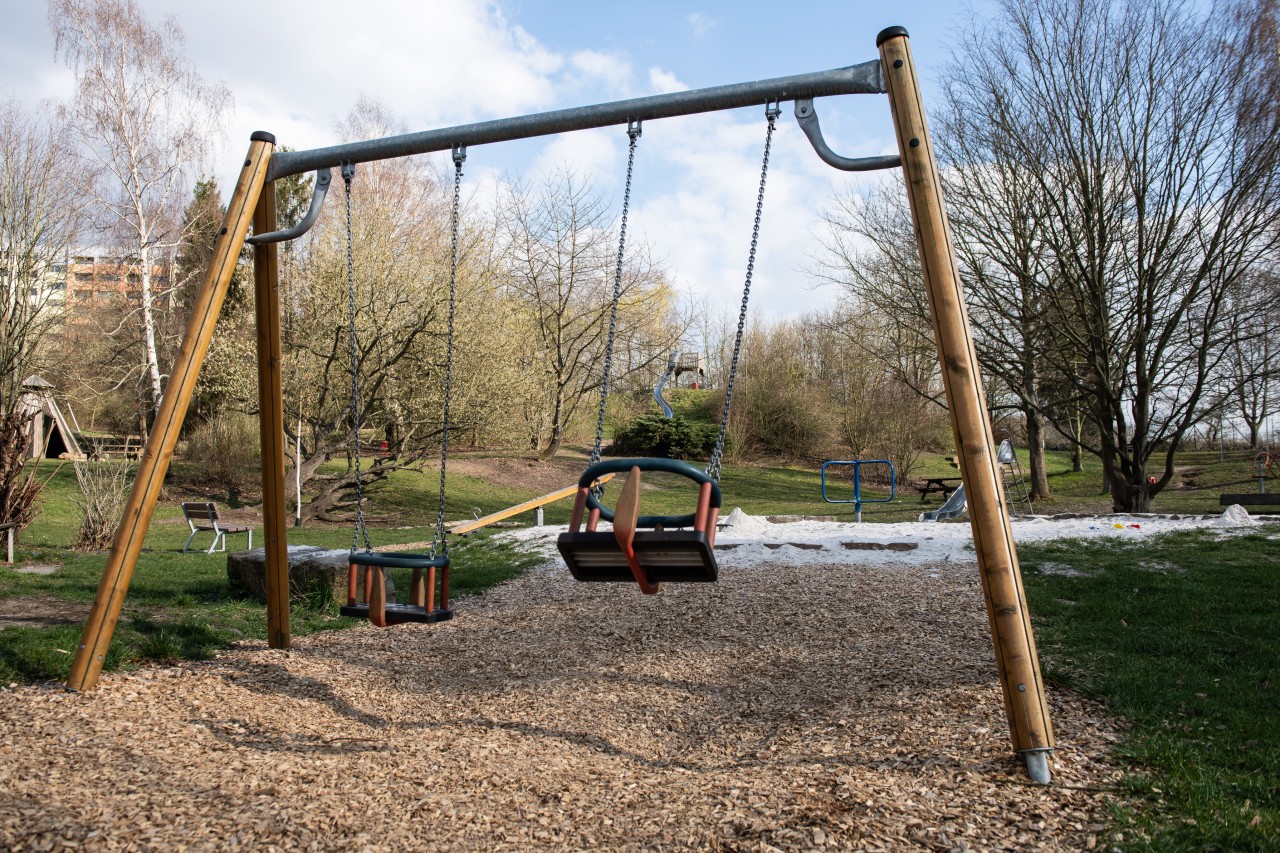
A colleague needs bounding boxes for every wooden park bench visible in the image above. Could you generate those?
[181,502,253,553]
[1219,493,1280,513]
[918,477,963,502]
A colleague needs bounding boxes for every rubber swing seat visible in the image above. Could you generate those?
[338,601,454,624]
[558,458,722,592]
[558,529,717,583]
[341,550,453,625]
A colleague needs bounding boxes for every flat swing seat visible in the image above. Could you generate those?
[559,457,722,594]
[558,529,717,583]
[340,550,453,627]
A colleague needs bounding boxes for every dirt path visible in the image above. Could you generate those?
[0,557,1122,851]
[0,594,90,630]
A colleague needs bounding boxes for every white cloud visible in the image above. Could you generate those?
[567,50,633,97]
[104,1,572,188]
[687,12,718,36]
[4,0,910,321]
[629,110,896,319]
[531,129,621,185]
[647,67,687,95]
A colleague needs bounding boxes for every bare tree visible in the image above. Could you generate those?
[816,186,941,410]
[279,99,525,521]
[0,99,83,528]
[1222,269,1280,448]
[932,91,1061,499]
[997,0,1278,510]
[0,99,80,413]
[50,0,231,422]
[499,168,677,460]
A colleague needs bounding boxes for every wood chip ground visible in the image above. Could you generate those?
[0,557,1125,851]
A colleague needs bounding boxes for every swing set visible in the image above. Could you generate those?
[66,28,1056,783]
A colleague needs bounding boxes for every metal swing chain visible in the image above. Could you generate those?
[706,102,779,484]
[589,120,643,487]
[433,146,465,558]
[343,162,372,553]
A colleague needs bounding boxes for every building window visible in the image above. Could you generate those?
[126,273,141,284]
[74,272,91,282]
[98,273,120,282]
[73,256,94,264]
[50,283,66,292]
[51,264,66,274]
[96,290,111,298]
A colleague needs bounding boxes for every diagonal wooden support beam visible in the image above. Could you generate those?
[877,28,1054,783]
[67,133,276,692]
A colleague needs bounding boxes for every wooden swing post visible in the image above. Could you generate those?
[252,175,291,650]
[68,133,276,692]
[876,28,1055,781]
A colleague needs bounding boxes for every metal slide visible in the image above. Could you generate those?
[919,482,966,522]
[653,352,677,418]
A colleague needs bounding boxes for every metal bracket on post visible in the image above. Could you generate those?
[794,99,901,172]
[246,168,333,245]
[1022,748,1052,784]
[452,144,466,166]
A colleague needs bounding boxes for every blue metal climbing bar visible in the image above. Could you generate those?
[820,459,895,522]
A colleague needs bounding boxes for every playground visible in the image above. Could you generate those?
[2,535,1126,851]
[1,15,1276,849]
[0,451,1276,848]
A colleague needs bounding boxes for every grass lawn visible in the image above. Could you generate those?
[0,460,546,685]
[1020,530,1280,851]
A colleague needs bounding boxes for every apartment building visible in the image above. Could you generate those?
[29,248,171,318]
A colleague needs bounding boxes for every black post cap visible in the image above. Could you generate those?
[876,26,909,47]
[250,130,277,144]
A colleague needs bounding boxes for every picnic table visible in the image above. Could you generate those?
[918,477,962,502]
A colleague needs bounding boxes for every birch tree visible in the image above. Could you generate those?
[50,0,230,422]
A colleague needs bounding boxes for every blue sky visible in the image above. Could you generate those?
[1,0,995,318]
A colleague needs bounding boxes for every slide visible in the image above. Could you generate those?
[920,482,966,522]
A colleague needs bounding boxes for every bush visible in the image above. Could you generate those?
[180,411,261,500]
[611,414,722,460]
[73,452,131,550]
[0,410,56,531]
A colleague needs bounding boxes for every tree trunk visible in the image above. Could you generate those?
[539,388,567,461]
[1025,406,1050,499]
[1246,420,1261,450]
[1114,477,1151,513]
[1071,412,1085,472]
[139,244,165,420]
[539,432,563,461]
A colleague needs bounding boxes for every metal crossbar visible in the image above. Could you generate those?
[267,62,887,181]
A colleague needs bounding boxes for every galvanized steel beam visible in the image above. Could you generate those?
[267,60,887,181]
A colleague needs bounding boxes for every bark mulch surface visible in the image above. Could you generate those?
[0,558,1124,851]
